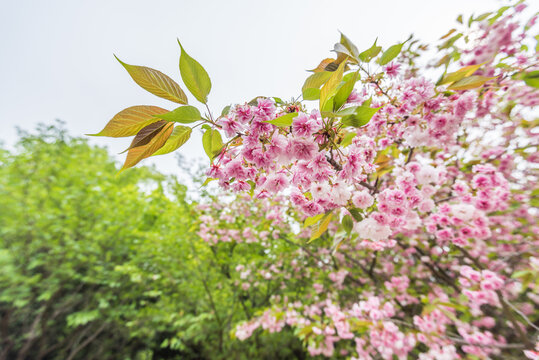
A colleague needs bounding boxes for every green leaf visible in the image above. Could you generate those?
[88,106,169,137]
[202,128,223,161]
[309,213,333,242]
[447,75,496,90]
[342,215,354,234]
[358,39,382,62]
[332,106,359,117]
[488,6,509,25]
[320,97,334,113]
[247,96,265,106]
[304,213,324,227]
[334,71,359,110]
[437,302,467,312]
[320,60,346,111]
[178,40,212,104]
[438,62,485,86]
[302,88,320,101]
[340,132,356,147]
[114,56,188,104]
[379,43,403,65]
[334,43,354,59]
[302,72,332,100]
[66,310,99,328]
[439,33,463,50]
[152,126,192,156]
[264,112,298,127]
[154,105,201,124]
[341,105,381,127]
[474,12,492,23]
[221,105,231,117]
[522,71,539,89]
[348,208,363,222]
[339,32,359,58]
[201,177,218,187]
[511,270,532,278]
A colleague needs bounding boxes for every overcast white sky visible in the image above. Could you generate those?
[1,0,500,175]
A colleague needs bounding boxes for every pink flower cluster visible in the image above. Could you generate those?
[199,3,539,359]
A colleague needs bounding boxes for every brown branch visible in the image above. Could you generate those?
[65,323,107,360]
[405,147,415,165]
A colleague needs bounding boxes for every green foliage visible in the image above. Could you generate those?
[0,123,304,360]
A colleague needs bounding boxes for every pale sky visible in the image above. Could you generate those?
[1,0,499,176]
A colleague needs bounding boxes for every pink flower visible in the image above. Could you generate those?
[264,172,289,193]
[287,138,317,160]
[352,190,374,209]
[384,62,401,78]
[292,113,317,137]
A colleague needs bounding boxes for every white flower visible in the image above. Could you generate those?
[416,165,439,185]
[310,182,331,202]
[354,218,392,241]
[451,203,476,221]
[331,182,351,206]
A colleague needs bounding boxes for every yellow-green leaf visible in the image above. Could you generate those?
[440,29,457,40]
[154,105,201,124]
[334,71,359,110]
[302,72,332,100]
[201,178,218,187]
[522,71,539,89]
[202,128,223,161]
[309,213,333,242]
[120,122,174,171]
[320,60,346,111]
[340,32,359,58]
[341,105,381,128]
[358,39,382,62]
[115,56,187,104]
[264,112,298,127]
[88,106,168,137]
[340,132,356,147]
[152,125,192,156]
[379,43,403,66]
[438,62,485,86]
[447,75,496,91]
[304,213,324,227]
[342,215,354,234]
[178,40,212,104]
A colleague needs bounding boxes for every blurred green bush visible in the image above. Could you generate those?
[0,123,304,360]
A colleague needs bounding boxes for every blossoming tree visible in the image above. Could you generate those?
[91,2,539,359]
